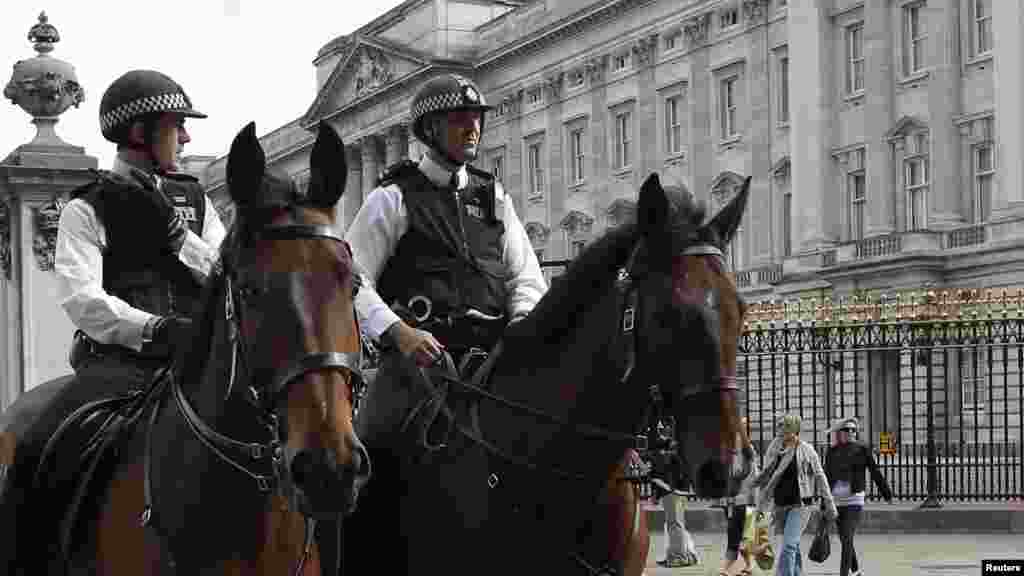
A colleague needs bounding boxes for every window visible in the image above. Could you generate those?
[528,88,542,105]
[973,141,994,223]
[972,0,992,56]
[613,53,629,71]
[571,240,586,258]
[903,3,927,75]
[534,249,545,264]
[721,7,739,28]
[777,0,787,7]
[491,154,503,182]
[904,133,929,230]
[720,76,738,138]
[783,189,793,257]
[665,96,682,154]
[614,110,632,169]
[847,149,866,242]
[846,23,865,94]
[569,128,585,183]
[778,57,789,123]
[664,30,681,51]
[528,141,544,197]
[960,347,988,411]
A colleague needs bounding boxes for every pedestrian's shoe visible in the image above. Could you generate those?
[656,551,699,568]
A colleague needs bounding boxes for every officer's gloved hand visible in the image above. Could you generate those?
[145,315,193,358]
[119,180,187,255]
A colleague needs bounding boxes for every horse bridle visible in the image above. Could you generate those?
[411,239,740,576]
[163,223,364,576]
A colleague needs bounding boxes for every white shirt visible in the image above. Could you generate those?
[345,153,548,341]
[54,155,227,352]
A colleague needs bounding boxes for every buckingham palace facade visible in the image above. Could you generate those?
[200,0,1024,301]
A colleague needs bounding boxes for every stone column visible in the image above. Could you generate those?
[385,123,407,167]
[587,56,610,258]
[745,0,773,266]
[632,34,659,180]
[927,1,963,229]
[788,0,834,251]
[991,0,1024,218]
[504,90,525,226]
[544,73,565,235]
[864,0,896,236]
[361,135,380,202]
[684,14,713,206]
[342,147,362,232]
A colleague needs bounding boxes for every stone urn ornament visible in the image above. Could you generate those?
[4,11,85,146]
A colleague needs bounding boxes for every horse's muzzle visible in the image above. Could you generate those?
[291,438,372,518]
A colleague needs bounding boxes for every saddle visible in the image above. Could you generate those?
[32,365,171,568]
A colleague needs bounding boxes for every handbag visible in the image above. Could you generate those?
[808,517,831,563]
[752,510,775,571]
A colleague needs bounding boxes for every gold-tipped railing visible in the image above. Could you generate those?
[743,288,1024,330]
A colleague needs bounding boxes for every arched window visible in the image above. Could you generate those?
[710,171,747,271]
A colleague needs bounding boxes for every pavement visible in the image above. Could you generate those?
[644,500,1024,534]
[642,531,1024,576]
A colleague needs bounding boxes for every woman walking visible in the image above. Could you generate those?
[754,414,837,576]
[824,417,894,576]
[717,417,759,576]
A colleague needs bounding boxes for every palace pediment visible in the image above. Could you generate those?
[302,35,432,127]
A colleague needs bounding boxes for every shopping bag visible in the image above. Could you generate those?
[808,518,831,563]
[752,510,775,571]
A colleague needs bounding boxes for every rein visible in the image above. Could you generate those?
[409,239,737,576]
[141,223,363,576]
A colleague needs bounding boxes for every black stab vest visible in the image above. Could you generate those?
[376,160,508,321]
[72,169,206,318]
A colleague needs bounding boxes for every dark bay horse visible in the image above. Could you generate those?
[0,121,369,575]
[346,172,750,575]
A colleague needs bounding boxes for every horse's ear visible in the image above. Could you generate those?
[308,121,347,209]
[637,173,669,239]
[226,122,266,209]
[703,175,751,246]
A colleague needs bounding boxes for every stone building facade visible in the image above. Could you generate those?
[197,0,1024,475]
[203,0,1024,301]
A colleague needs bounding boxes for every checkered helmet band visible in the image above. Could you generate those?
[411,74,491,144]
[100,91,192,134]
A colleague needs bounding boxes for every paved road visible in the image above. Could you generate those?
[643,531,1024,575]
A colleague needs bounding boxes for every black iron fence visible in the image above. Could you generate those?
[540,260,1024,503]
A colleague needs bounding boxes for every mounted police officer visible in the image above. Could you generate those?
[346,73,546,370]
[344,73,547,572]
[56,69,226,386]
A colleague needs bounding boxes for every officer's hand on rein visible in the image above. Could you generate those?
[144,315,193,358]
[389,321,444,367]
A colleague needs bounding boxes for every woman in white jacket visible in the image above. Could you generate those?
[754,414,837,576]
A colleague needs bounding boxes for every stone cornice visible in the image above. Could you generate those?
[476,0,663,71]
[560,209,595,236]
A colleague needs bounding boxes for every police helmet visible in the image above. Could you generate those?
[410,74,492,146]
[99,70,206,144]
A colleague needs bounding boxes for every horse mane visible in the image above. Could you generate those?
[506,222,638,360]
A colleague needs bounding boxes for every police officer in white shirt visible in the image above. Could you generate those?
[346,73,546,369]
[343,73,546,572]
[55,69,225,387]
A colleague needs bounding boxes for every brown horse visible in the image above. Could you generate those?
[345,172,749,575]
[0,121,368,575]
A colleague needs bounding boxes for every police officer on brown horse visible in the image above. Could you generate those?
[0,70,226,572]
[344,73,546,572]
[58,69,225,387]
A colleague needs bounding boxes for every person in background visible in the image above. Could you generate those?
[754,413,837,576]
[650,450,700,568]
[824,417,894,576]
[718,416,759,576]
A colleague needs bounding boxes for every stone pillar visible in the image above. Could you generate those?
[864,0,896,236]
[360,135,380,202]
[587,56,610,258]
[544,73,565,237]
[788,0,834,251]
[504,90,525,229]
[684,14,713,206]
[385,123,407,167]
[991,0,1024,218]
[745,0,773,266]
[632,34,659,180]
[927,1,963,229]
[342,146,362,232]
